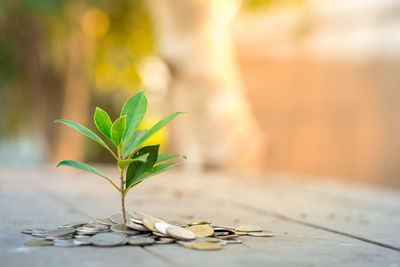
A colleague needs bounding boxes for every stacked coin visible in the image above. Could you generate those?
[76,224,110,236]
[22,212,274,250]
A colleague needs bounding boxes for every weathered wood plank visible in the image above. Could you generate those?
[0,170,171,267]
[1,167,399,267]
[193,171,400,249]
[14,168,400,248]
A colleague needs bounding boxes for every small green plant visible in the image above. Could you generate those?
[55,91,185,223]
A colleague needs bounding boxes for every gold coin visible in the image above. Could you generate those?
[25,240,54,246]
[143,217,163,232]
[235,231,248,236]
[188,225,214,238]
[188,221,211,226]
[213,231,230,236]
[191,241,221,250]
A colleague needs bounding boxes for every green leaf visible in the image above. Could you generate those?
[156,153,187,164]
[123,129,147,159]
[54,119,111,152]
[56,160,120,191]
[136,112,183,148]
[125,145,159,190]
[94,107,112,139]
[121,92,147,143]
[118,153,149,169]
[125,162,179,194]
[111,116,126,148]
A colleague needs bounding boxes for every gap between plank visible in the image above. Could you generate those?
[229,199,400,253]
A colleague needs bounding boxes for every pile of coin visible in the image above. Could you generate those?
[21,212,274,250]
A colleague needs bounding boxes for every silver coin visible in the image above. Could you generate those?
[110,224,140,235]
[53,239,78,247]
[76,226,109,234]
[79,229,109,234]
[128,233,152,238]
[130,212,150,224]
[155,237,175,244]
[236,225,263,232]
[73,237,92,246]
[74,234,92,238]
[31,229,49,238]
[32,236,47,240]
[46,234,74,240]
[226,239,242,244]
[126,221,149,232]
[247,231,275,237]
[79,228,109,233]
[110,214,130,224]
[213,227,236,235]
[45,227,76,237]
[213,226,235,231]
[129,218,143,224]
[195,237,220,243]
[81,224,109,231]
[76,230,96,235]
[22,228,46,235]
[128,237,154,246]
[166,225,196,240]
[95,218,115,226]
[154,222,171,235]
[21,228,34,235]
[218,240,228,246]
[90,233,127,247]
[122,238,129,245]
[59,221,87,228]
[153,231,169,237]
[176,240,193,247]
[166,219,187,228]
[216,234,239,240]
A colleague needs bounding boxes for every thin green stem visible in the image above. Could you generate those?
[120,167,126,224]
[105,177,120,192]
[107,147,119,160]
[121,143,126,158]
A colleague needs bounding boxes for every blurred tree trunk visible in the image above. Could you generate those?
[148,0,266,170]
[53,2,91,163]
[2,3,62,159]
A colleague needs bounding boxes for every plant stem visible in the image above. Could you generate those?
[120,168,126,224]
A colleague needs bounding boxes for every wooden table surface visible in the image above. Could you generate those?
[1,167,399,267]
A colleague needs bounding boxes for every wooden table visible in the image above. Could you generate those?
[1,167,399,266]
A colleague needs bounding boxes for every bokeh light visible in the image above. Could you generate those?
[81,8,110,39]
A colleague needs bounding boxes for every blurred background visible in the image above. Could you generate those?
[1,0,400,188]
